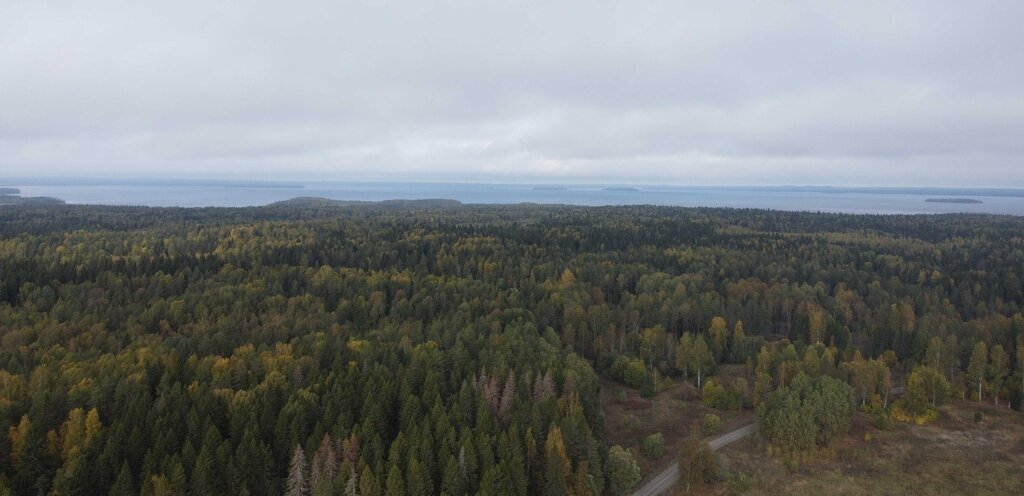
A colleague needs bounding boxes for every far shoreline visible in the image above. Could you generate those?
[925,198,984,204]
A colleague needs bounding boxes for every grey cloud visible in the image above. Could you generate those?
[1,0,1022,186]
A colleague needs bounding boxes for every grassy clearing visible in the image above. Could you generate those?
[711,401,1024,496]
[598,367,1024,495]
[600,365,756,483]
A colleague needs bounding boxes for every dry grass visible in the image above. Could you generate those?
[600,369,1024,495]
[600,365,756,483]
[708,401,1024,496]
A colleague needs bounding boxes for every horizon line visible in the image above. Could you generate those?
[4,176,1024,191]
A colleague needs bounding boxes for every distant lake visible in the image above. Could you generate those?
[7,181,1024,215]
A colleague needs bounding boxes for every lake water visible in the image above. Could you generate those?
[8,182,1024,216]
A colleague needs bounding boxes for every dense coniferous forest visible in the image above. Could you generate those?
[1,200,1023,495]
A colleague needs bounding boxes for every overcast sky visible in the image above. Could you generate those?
[1,1,1022,186]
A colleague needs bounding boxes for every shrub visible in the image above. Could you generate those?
[611,355,631,378]
[639,369,657,398]
[890,404,937,425]
[702,413,723,436]
[622,359,646,387]
[702,378,746,411]
[606,446,641,495]
[621,414,641,431]
[642,433,665,459]
[726,472,756,493]
[783,456,801,472]
[610,355,657,396]
[657,374,675,394]
[873,411,894,430]
[702,379,725,408]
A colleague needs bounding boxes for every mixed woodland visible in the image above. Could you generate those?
[0,199,1023,495]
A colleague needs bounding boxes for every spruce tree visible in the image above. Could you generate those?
[109,461,135,496]
[384,463,404,496]
[542,426,570,496]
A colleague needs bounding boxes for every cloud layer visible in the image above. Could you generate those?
[2,1,1022,186]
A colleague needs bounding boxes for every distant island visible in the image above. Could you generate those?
[602,187,639,192]
[926,198,983,204]
[0,187,64,206]
[0,196,64,205]
[267,197,462,209]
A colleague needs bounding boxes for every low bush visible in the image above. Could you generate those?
[890,404,937,425]
[702,378,747,411]
[874,411,894,430]
[642,432,665,459]
[702,413,723,436]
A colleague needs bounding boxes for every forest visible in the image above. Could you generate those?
[0,199,1023,495]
